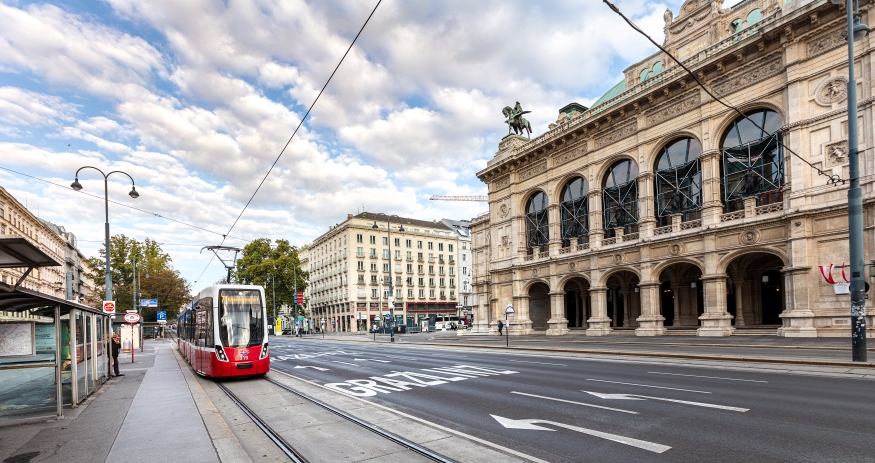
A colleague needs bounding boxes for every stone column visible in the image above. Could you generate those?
[621,287,633,327]
[697,274,734,336]
[589,189,604,249]
[511,295,534,335]
[575,291,582,327]
[778,267,817,337]
[635,282,666,336]
[734,280,746,326]
[611,287,619,327]
[546,291,570,335]
[586,287,612,335]
[699,150,723,226]
[672,283,682,326]
[638,173,656,238]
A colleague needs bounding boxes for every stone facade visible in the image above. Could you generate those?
[472,0,875,337]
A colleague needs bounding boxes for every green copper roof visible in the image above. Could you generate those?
[592,79,626,108]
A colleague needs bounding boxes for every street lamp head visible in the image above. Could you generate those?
[851,16,869,41]
[399,224,405,232]
[372,221,378,229]
[71,178,83,191]
[128,186,139,199]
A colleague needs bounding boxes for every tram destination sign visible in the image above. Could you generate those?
[123,312,141,324]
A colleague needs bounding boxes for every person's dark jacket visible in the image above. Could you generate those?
[111,339,120,358]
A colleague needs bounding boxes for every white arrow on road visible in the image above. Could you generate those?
[491,415,671,454]
[354,358,390,363]
[583,391,748,412]
[294,365,329,371]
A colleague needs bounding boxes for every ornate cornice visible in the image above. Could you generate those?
[646,90,701,126]
[595,121,638,149]
[712,52,784,97]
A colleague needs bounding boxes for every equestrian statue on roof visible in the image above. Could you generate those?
[503,101,532,138]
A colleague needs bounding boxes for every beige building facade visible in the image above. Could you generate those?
[308,212,466,332]
[472,0,875,337]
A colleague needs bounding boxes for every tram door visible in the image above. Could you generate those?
[195,304,207,374]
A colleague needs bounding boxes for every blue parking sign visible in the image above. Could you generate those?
[157,311,166,321]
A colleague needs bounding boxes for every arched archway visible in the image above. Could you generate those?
[605,270,641,328]
[724,252,785,326]
[525,191,549,253]
[654,137,702,226]
[602,159,639,238]
[656,262,704,327]
[528,282,550,331]
[719,109,784,213]
[563,277,590,329]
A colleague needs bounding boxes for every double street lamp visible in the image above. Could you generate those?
[829,0,869,361]
[70,167,139,304]
[372,214,405,343]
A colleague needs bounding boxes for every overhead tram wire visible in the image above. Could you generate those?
[0,165,251,243]
[193,0,382,283]
[601,0,844,186]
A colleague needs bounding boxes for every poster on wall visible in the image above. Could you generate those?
[0,322,35,356]
[34,323,56,354]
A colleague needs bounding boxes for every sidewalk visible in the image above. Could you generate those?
[0,340,244,463]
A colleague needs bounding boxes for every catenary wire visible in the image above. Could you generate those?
[194,0,381,284]
[602,0,845,186]
[0,165,251,242]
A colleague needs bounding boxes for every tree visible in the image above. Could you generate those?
[84,235,191,321]
[235,239,308,317]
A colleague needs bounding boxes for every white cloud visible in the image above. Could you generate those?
[0,86,75,126]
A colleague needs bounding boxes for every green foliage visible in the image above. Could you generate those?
[234,239,308,317]
[84,235,191,321]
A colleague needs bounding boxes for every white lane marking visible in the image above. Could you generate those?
[294,365,329,371]
[585,379,710,394]
[491,415,670,454]
[584,391,749,412]
[510,391,637,414]
[384,356,419,360]
[508,360,567,366]
[647,372,767,383]
[354,358,391,363]
[332,361,359,366]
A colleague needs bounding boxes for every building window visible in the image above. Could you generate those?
[429,289,435,298]
[438,243,444,251]
[560,177,589,246]
[439,266,444,275]
[429,278,435,286]
[356,234,363,243]
[357,247,364,257]
[462,254,466,261]
[418,265,424,273]
[372,289,378,298]
[417,240,423,249]
[419,289,425,298]
[358,288,365,298]
[357,261,364,271]
[408,289,413,298]
[370,235,376,244]
[439,278,445,287]
[370,263,377,271]
[382,249,389,259]
[395,250,400,259]
[394,238,400,247]
[448,244,454,252]
[463,296,468,305]
[602,159,639,238]
[406,239,412,248]
[655,138,703,226]
[525,191,549,251]
[406,264,413,272]
[370,248,377,258]
[428,242,433,250]
[449,267,454,276]
[406,251,412,260]
[383,263,389,272]
[418,277,424,286]
[382,237,388,246]
[406,277,413,285]
[720,109,784,212]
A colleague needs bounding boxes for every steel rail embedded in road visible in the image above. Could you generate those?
[215,382,309,463]
[265,374,457,463]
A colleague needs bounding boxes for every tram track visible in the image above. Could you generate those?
[216,371,456,463]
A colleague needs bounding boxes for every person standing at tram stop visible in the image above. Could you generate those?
[111,333,124,377]
[498,319,504,336]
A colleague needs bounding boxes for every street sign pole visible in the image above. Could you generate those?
[505,303,514,347]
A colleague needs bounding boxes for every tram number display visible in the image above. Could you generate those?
[123,312,141,324]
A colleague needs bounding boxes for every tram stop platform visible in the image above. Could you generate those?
[0,339,249,463]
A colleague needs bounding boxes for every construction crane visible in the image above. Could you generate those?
[429,195,488,202]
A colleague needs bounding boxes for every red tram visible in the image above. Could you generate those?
[177,285,270,377]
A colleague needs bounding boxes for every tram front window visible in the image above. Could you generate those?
[219,290,264,348]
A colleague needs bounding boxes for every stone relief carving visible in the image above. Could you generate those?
[807,30,845,58]
[739,229,761,245]
[498,202,510,218]
[668,242,684,256]
[501,235,509,246]
[554,143,588,165]
[712,54,784,96]
[613,254,624,264]
[518,162,547,181]
[532,268,539,277]
[493,176,510,190]
[814,76,849,106]
[569,262,576,270]
[595,121,638,149]
[824,140,849,167]
[647,92,701,126]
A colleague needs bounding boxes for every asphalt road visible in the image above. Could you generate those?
[268,337,875,463]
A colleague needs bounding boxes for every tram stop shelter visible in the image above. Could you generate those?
[0,237,109,426]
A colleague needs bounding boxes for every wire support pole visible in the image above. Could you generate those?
[845,0,867,361]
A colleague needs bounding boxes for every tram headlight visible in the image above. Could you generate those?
[214,345,228,362]
[259,342,269,360]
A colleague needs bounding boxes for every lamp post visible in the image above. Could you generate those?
[372,214,405,343]
[70,167,139,304]
[505,303,514,347]
[829,0,869,361]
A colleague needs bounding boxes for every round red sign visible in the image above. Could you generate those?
[123,312,141,324]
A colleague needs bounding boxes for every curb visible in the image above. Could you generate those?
[302,336,875,369]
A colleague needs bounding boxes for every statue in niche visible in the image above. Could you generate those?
[613,206,628,227]
[669,189,685,212]
[742,168,759,194]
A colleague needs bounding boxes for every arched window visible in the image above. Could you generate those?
[639,68,651,82]
[655,138,702,226]
[746,9,762,27]
[720,109,784,212]
[560,177,589,246]
[731,18,743,33]
[651,61,664,76]
[526,191,549,251]
[602,160,639,237]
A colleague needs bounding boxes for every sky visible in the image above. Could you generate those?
[0,0,748,287]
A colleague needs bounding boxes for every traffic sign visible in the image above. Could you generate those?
[296,292,304,303]
[157,311,167,323]
[102,301,116,314]
[139,299,158,307]
[123,312,141,324]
